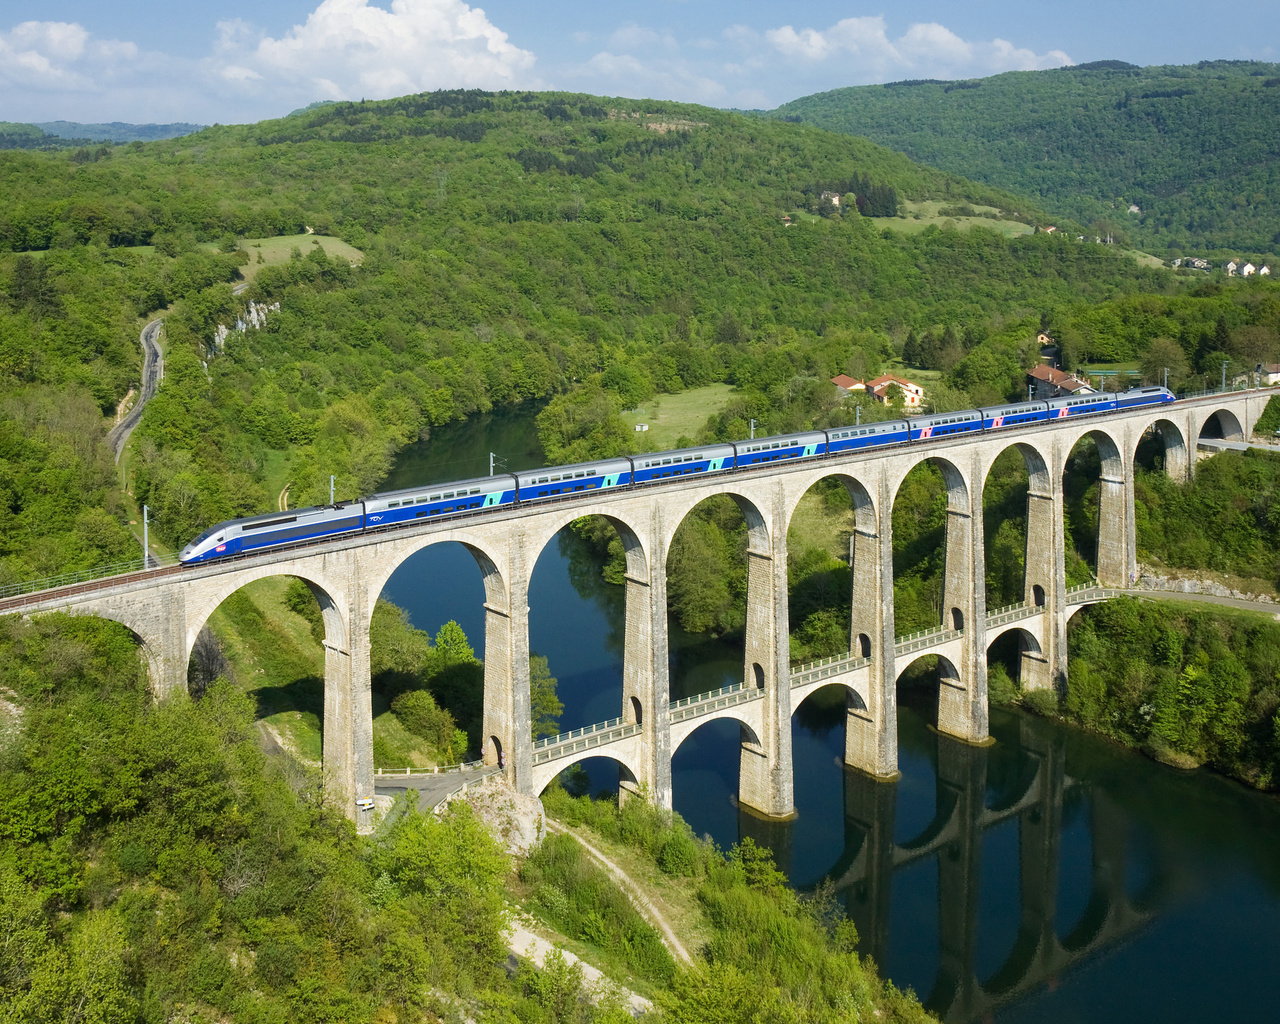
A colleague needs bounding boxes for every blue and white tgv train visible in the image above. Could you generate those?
[179,384,1175,564]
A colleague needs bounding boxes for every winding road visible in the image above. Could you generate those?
[107,317,164,463]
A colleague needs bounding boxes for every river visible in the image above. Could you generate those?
[379,404,1280,1022]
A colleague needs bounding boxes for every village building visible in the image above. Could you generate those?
[1027,364,1095,400]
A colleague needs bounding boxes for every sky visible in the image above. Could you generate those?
[1,0,1277,126]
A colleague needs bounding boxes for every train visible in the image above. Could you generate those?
[179,385,1175,564]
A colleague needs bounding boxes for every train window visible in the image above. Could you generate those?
[443,491,454,499]
[389,502,400,508]
[662,458,671,465]
[575,472,584,479]
[430,494,440,501]
[588,470,596,476]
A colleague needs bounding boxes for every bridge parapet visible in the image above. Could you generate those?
[532,719,641,766]
[790,652,872,688]
[985,602,1039,628]
[669,681,756,723]
[895,626,964,658]
[1065,584,1126,606]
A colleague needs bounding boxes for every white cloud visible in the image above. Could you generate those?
[212,0,537,102]
[762,15,1069,80]
[0,20,138,93]
[609,22,678,52]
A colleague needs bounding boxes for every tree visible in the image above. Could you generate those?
[1141,337,1189,388]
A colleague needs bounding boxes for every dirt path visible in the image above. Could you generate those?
[278,482,291,511]
[508,918,652,1016]
[546,820,694,966]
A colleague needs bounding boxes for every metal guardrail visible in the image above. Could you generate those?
[790,653,871,687]
[985,602,1040,627]
[1065,585,1125,605]
[374,758,487,777]
[895,627,963,656]
[669,681,745,711]
[0,555,178,601]
[534,717,625,750]
[532,721,641,764]
[669,684,759,723]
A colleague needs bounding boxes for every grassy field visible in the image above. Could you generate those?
[205,577,439,770]
[619,383,736,450]
[238,233,364,286]
[786,487,854,561]
[879,200,1035,238]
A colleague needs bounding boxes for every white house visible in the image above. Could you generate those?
[1226,261,1239,276]
[1242,263,1257,277]
[1261,266,1272,276]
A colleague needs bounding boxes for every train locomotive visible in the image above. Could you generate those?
[179,385,1174,564]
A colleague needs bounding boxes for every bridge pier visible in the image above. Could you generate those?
[844,475,899,777]
[939,479,989,746]
[481,543,532,794]
[1024,488,1069,692]
[737,492,795,820]
[622,550,672,806]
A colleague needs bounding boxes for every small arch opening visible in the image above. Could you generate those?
[629,695,643,725]
[752,662,766,689]
[950,607,964,631]
[856,632,872,658]
[1032,584,1046,608]
[489,735,504,769]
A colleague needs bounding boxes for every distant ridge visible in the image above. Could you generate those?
[768,60,1280,253]
[34,121,205,143]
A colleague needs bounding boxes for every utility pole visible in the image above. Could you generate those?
[1163,367,1168,390]
[1222,360,1228,392]
[330,475,335,505]
[855,407,861,426]
[490,452,496,476]
[142,505,150,570]
[749,418,756,439]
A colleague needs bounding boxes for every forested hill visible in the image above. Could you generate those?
[768,60,1280,255]
[0,120,203,150]
[0,88,1184,579]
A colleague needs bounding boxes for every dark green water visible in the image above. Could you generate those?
[379,406,1280,1023]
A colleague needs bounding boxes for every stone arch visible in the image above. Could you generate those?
[784,471,880,667]
[1196,406,1245,442]
[1135,417,1189,482]
[536,752,641,797]
[523,508,650,586]
[950,606,964,630]
[671,713,764,758]
[986,625,1046,694]
[894,652,964,735]
[1062,427,1127,587]
[981,440,1053,610]
[183,563,349,670]
[366,533,509,630]
[891,452,972,516]
[662,489,771,563]
[1032,584,1046,607]
[855,632,872,658]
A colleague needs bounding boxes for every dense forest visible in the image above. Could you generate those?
[0,88,1199,580]
[0,612,932,1023]
[769,60,1280,255]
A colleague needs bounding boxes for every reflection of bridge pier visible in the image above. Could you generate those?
[832,717,1160,1022]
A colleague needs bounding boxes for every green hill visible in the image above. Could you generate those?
[0,88,1203,574]
[769,60,1280,255]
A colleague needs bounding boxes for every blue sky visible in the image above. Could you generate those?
[1,0,1276,125]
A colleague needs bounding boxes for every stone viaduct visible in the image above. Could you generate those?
[1,391,1266,822]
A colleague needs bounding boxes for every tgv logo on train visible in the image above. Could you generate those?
[179,386,1174,564]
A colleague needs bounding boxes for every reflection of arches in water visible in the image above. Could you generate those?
[1055,787,1096,947]
[975,818,1023,987]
